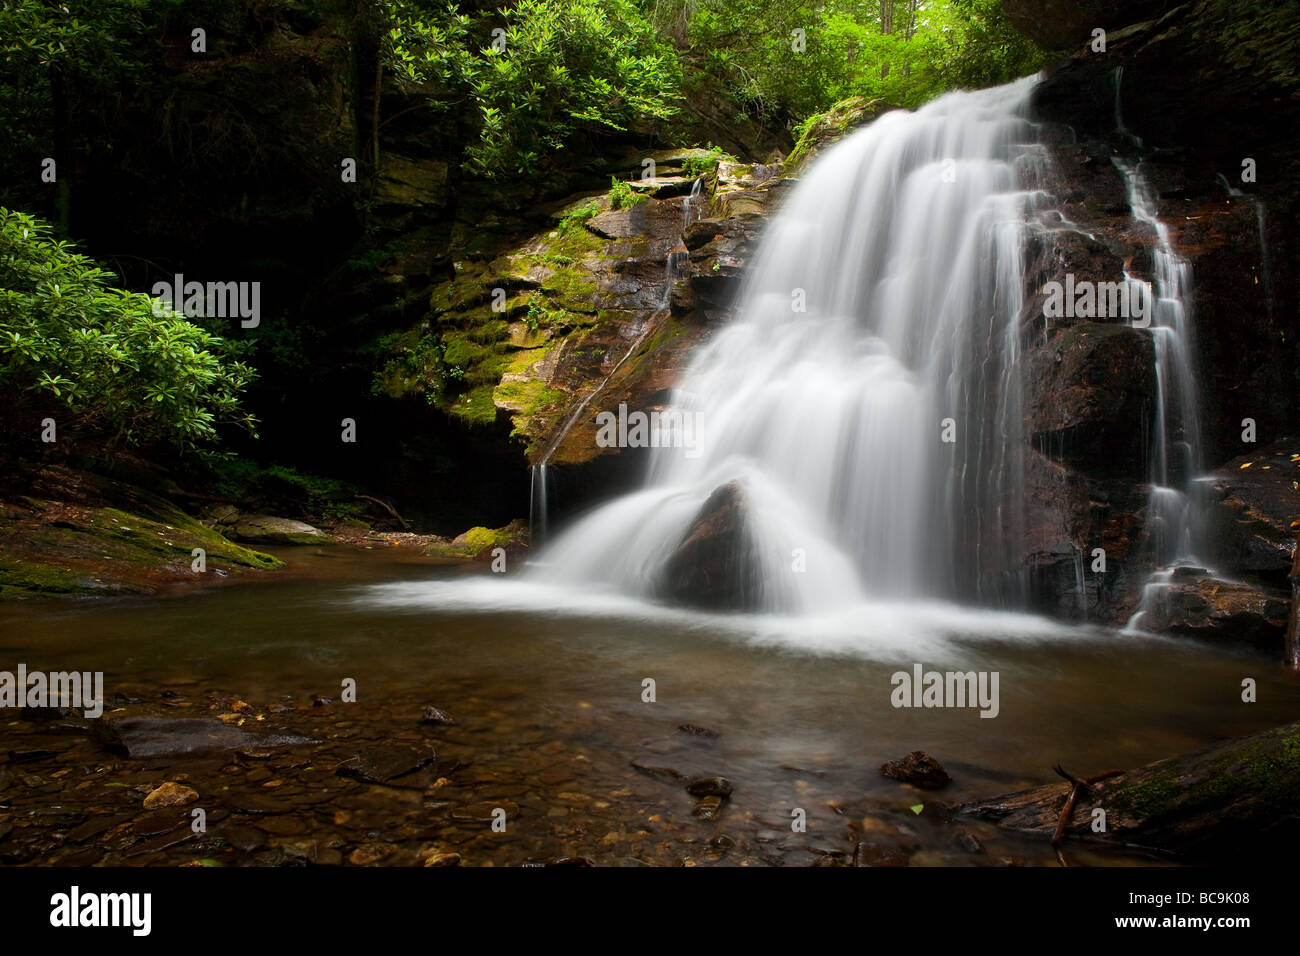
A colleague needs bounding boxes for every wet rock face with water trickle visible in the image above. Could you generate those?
[657,482,763,612]
[994,0,1300,635]
[1139,568,1289,651]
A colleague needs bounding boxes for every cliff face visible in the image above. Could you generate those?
[995,0,1300,640]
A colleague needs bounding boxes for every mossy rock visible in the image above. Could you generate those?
[428,519,530,558]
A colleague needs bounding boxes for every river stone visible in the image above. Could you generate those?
[685,776,733,797]
[228,515,330,546]
[142,781,199,809]
[95,716,311,758]
[335,744,438,784]
[880,751,952,790]
[419,705,457,726]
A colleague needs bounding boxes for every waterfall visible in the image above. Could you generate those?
[528,78,1049,612]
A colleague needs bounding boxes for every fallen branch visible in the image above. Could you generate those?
[354,494,409,530]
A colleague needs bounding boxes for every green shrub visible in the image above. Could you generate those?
[0,208,255,451]
[609,177,644,210]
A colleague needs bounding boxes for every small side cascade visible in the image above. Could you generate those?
[527,177,705,545]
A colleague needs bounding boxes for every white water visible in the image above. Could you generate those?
[529,77,1053,613]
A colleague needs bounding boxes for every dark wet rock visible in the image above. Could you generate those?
[66,816,123,844]
[94,716,311,758]
[692,796,725,821]
[952,830,985,854]
[1022,323,1155,478]
[224,792,289,815]
[257,815,307,836]
[880,752,952,790]
[7,748,59,763]
[853,841,910,867]
[450,801,518,825]
[1136,570,1289,652]
[1208,440,1299,575]
[126,830,195,857]
[546,856,595,866]
[19,705,74,722]
[657,482,762,612]
[630,758,683,781]
[221,823,268,854]
[1001,0,1173,50]
[419,705,458,726]
[130,810,186,837]
[685,776,733,798]
[676,723,719,739]
[709,834,736,849]
[335,744,438,784]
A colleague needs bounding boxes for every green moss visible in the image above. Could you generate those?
[428,519,530,557]
[442,335,488,369]
[1107,727,1300,821]
[450,385,499,425]
[93,507,281,569]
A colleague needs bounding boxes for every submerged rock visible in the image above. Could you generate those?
[419,705,458,726]
[142,782,198,809]
[335,744,438,784]
[685,776,734,797]
[95,717,308,758]
[880,752,952,790]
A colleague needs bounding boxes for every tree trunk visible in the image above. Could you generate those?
[959,720,1300,857]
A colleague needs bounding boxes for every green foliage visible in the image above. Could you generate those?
[557,199,601,238]
[681,145,726,178]
[609,176,645,209]
[388,0,682,177]
[669,0,1049,128]
[0,209,255,451]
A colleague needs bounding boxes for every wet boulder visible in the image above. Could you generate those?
[1138,568,1290,652]
[880,751,952,790]
[1207,440,1299,575]
[227,515,330,546]
[1022,323,1155,479]
[657,482,763,612]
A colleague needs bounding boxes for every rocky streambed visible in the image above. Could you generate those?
[4,550,1300,867]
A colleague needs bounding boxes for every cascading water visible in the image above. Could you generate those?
[1115,160,1209,570]
[1117,161,1216,631]
[529,78,1053,612]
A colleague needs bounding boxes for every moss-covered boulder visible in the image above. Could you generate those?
[227,515,332,546]
[0,465,282,599]
[428,519,529,559]
[785,97,896,177]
